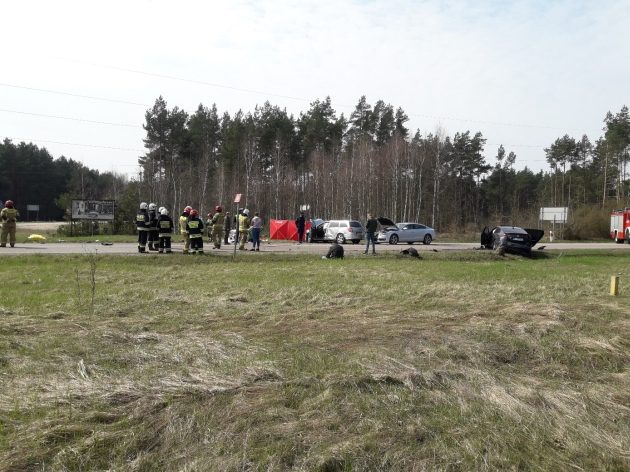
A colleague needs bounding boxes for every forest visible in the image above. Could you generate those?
[1,98,629,236]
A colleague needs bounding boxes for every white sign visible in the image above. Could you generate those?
[234,193,242,203]
[539,207,568,223]
[27,204,40,211]
[72,200,115,220]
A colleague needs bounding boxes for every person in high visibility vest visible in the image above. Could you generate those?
[211,206,225,249]
[0,200,20,248]
[238,209,251,250]
[136,202,150,253]
[157,208,174,253]
[179,206,192,254]
[186,209,204,254]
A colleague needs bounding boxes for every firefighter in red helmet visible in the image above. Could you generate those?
[1,200,19,248]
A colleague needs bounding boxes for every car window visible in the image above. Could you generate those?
[329,221,338,229]
[417,224,426,229]
[340,222,348,228]
[349,221,362,227]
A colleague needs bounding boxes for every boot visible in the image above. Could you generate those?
[0,244,5,248]
[10,243,14,248]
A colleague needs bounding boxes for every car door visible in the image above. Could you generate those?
[397,224,411,242]
[325,221,338,241]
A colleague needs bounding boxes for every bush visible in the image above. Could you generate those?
[563,205,610,240]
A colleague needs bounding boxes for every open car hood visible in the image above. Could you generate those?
[523,228,544,246]
[377,217,397,229]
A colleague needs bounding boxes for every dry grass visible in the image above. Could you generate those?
[0,251,629,471]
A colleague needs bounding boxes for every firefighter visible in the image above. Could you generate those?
[206,212,214,241]
[0,200,20,248]
[186,209,204,254]
[136,202,150,253]
[211,206,225,249]
[157,208,174,253]
[179,205,192,254]
[238,208,250,250]
[147,203,159,251]
[224,211,232,245]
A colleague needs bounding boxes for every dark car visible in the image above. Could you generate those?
[306,219,328,243]
[481,226,544,257]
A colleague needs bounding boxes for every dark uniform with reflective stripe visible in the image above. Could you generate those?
[157,214,174,253]
[186,216,204,254]
[148,208,159,251]
[136,209,150,253]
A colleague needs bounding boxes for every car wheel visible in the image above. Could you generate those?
[626,230,630,244]
[615,231,624,244]
[423,234,432,245]
[389,234,399,245]
[336,233,346,244]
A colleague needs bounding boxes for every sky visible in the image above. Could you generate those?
[1,0,629,179]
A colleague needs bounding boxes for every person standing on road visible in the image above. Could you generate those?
[211,206,225,249]
[238,209,251,250]
[157,208,174,253]
[250,212,262,251]
[179,206,192,254]
[364,213,378,255]
[296,211,306,244]
[186,209,204,254]
[147,203,159,251]
[136,202,150,253]
[223,211,232,245]
[0,200,19,248]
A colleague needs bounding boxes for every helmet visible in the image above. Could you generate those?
[207,212,213,218]
[184,205,192,213]
[148,203,157,211]
[158,206,165,213]
[243,208,250,216]
[215,205,222,213]
[140,202,148,210]
[160,208,169,216]
[238,208,244,214]
[4,200,13,208]
[190,209,198,217]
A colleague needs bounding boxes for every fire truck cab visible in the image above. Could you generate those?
[610,208,630,243]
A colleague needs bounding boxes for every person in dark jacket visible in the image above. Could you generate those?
[364,213,378,255]
[324,241,344,259]
[224,211,232,245]
[136,202,150,253]
[157,208,174,253]
[147,203,159,251]
[295,211,306,244]
[186,209,204,254]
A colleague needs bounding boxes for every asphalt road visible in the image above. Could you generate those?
[1,240,628,256]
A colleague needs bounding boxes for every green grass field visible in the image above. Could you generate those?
[0,251,628,471]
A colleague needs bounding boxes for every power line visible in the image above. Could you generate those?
[0,108,141,128]
[1,135,144,152]
[0,83,149,107]
[68,59,591,133]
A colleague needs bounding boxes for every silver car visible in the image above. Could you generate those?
[377,217,436,245]
[320,219,364,244]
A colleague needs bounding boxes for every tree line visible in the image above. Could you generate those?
[2,100,629,234]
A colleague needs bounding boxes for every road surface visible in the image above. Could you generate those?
[1,240,628,256]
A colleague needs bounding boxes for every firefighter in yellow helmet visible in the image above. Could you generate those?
[0,200,20,248]
[211,205,225,249]
[179,206,192,254]
[238,208,250,250]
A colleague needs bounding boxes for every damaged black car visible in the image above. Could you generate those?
[481,226,544,257]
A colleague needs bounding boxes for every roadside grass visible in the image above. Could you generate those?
[0,251,629,471]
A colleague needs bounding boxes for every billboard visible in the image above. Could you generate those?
[72,200,115,220]
[539,207,568,223]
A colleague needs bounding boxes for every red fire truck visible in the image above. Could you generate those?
[610,208,630,243]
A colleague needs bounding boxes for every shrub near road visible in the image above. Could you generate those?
[0,252,628,471]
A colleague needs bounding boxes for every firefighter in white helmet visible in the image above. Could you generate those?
[238,208,250,250]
